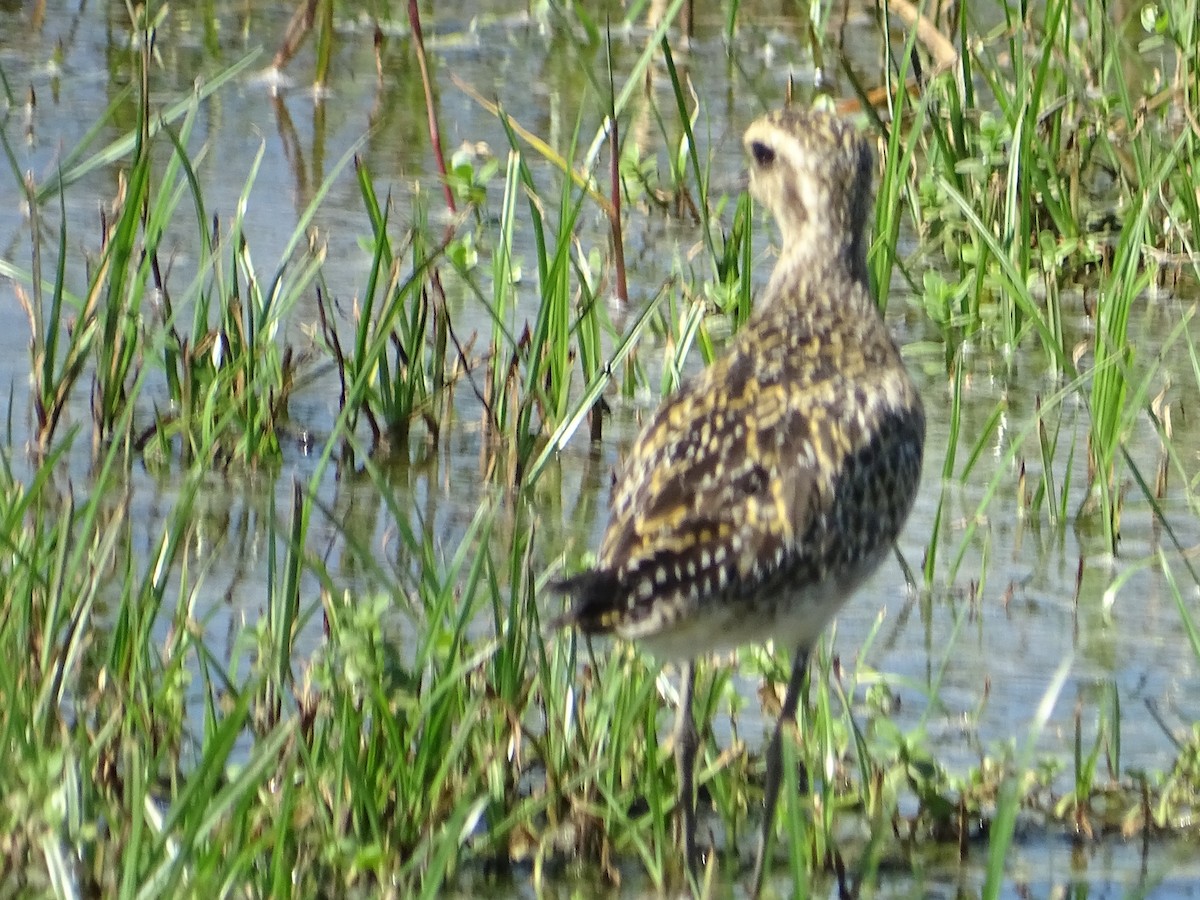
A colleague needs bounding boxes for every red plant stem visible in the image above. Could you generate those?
[608,113,629,305]
[407,0,456,216]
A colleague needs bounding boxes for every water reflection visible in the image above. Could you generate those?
[2,1,1198,893]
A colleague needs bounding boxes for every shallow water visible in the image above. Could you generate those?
[2,1,1199,895]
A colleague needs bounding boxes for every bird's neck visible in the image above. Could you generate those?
[776,215,870,284]
[772,237,872,303]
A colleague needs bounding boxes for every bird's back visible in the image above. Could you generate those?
[554,108,925,660]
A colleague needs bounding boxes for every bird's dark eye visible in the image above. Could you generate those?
[750,141,776,166]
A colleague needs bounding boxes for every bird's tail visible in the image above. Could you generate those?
[545,568,619,636]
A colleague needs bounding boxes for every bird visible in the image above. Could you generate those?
[552,105,925,897]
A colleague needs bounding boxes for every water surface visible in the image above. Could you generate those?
[2,2,1198,895]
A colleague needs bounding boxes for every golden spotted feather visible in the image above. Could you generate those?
[553,108,925,662]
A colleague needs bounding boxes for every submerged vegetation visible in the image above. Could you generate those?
[1,0,1199,895]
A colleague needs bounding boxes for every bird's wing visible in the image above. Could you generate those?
[587,365,833,626]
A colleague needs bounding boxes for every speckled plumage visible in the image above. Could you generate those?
[553,107,925,896]
[555,108,924,658]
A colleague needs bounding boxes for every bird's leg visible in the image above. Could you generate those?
[675,659,700,874]
[750,647,810,899]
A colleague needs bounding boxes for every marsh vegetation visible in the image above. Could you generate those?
[1,0,1199,896]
